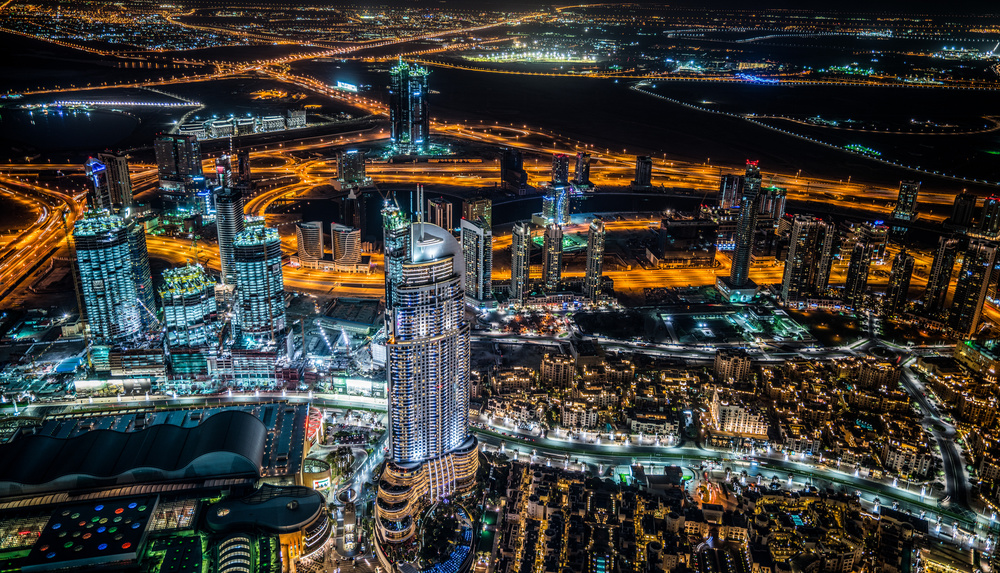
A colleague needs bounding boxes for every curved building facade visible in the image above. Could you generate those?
[233,227,286,340]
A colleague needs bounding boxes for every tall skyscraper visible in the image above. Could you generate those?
[500,148,528,194]
[73,211,145,343]
[949,240,997,337]
[376,217,478,546]
[233,227,286,342]
[891,180,920,222]
[574,152,592,186]
[159,264,217,347]
[542,188,571,226]
[389,59,430,154]
[883,250,914,316]
[923,236,960,314]
[382,199,410,310]
[758,187,787,220]
[214,154,233,190]
[129,222,155,328]
[462,196,492,228]
[235,148,252,185]
[718,174,743,209]
[842,222,880,309]
[510,222,531,303]
[584,218,605,301]
[331,223,361,264]
[461,217,493,306]
[154,133,203,182]
[295,221,324,266]
[337,149,369,189]
[427,197,453,232]
[214,185,246,285]
[84,157,113,211]
[632,156,653,188]
[97,151,133,211]
[542,224,563,290]
[781,215,835,304]
[980,196,1000,236]
[730,160,762,287]
[551,153,570,185]
[950,191,977,228]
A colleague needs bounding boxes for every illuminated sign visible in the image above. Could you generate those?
[336,81,358,93]
[313,477,331,490]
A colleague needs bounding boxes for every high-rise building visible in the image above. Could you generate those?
[128,223,155,328]
[500,148,528,194]
[382,199,410,310]
[73,211,145,343]
[542,187,571,226]
[719,174,743,209]
[584,218,606,301]
[980,196,1000,236]
[884,250,914,316]
[843,222,882,309]
[84,157,113,211]
[159,264,217,347]
[427,197,453,232]
[461,218,492,306]
[214,154,233,190]
[891,180,920,222]
[214,185,246,285]
[295,221,324,266]
[97,151,133,211]
[781,215,835,304]
[236,148,251,185]
[950,191,978,228]
[857,221,889,263]
[376,218,478,546]
[632,156,653,188]
[331,223,361,264]
[758,186,787,220]
[510,222,531,303]
[551,153,570,185]
[950,240,997,337]
[462,197,492,228]
[542,224,563,290]
[344,188,364,234]
[389,59,430,154]
[337,149,369,189]
[923,236,960,314]
[574,152,592,186]
[730,161,762,287]
[154,133,203,182]
[233,227,286,342]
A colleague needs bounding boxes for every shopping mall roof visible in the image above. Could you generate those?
[205,484,325,534]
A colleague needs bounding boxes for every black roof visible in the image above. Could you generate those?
[0,410,266,499]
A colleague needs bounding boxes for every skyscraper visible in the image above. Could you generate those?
[980,196,1000,236]
[632,156,653,188]
[718,174,743,209]
[236,148,252,185]
[382,199,410,310]
[376,217,478,546]
[129,222,155,328]
[97,151,133,211]
[758,186,787,220]
[337,149,369,189]
[551,153,570,185]
[923,236,960,314]
[950,191,977,229]
[843,223,880,309]
[331,223,362,264]
[154,133,203,182]
[510,222,531,303]
[159,264,217,347]
[214,154,233,190]
[884,250,914,316]
[542,224,563,290]
[295,221,324,266]
[73,211,145,343]
[462,196,492,228]
[214,185,246,285]
[781,215,835,304]
[427,197,453,232]
[584,218,605,301]
[574,152,592,186]
[949,240,996,337]
[233,227,286,342]
[891,180,920,222]
[461,217,493,306]
[542,188,571,226]
[500,148,528,194]
[389,59,430,154]
[84,157,113,211]
[730,160,762,287]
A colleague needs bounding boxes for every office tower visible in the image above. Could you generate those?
[343,189,364,234]
[891,180,920,222]
[542,187,570,226]
[632,156,653,188]
[843,241,873,309]
[542,224,563,290]
[719,174,743,209]
[551,153,570,185]
[884,250,914,316]
[574,152,592,186]
[510,222,531,302]
[236,148,251,185]
[154,133,203,182]
[337,149,368,189]
[584,218,605,301]
[461,218,493,305]
[332,223,361,264]
[96,151,133,210]
[233,227,286,342]
[980,196,1000,236]
[462,196,492,228]
[388,59,430,154]
[215,185,246,285]
[950,191,977,228]
[295,221,324,266]
[781,215,835,303]
[376,217,478,545]
[382,199,410,310]
[949,240,997,337]
[73,211,144,343]
[427,197,453,232]
[214,154,233,190]
[500,148,528,194]
[923,236,960,314]
[159,264,217,347]
[730,160,762,287]
[857,221,889,263]
[84,157,113,211]
[758,186,787,220]
[128,222,156,328]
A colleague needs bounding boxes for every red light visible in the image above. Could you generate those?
[122,543,131,550]
[114,508,124,514]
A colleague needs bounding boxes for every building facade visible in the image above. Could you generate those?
[389,60,430,154]
[233,227,286,341]
[584,219,605,301]
[510,222,531,303]
[460,217,493,306]
[159,264,217,347]
[542,224,563,290]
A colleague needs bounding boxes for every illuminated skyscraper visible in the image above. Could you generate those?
[214,185,246,285]
[950,191,977,229]
[632,156,653,188]
[159,264,217,347]
[510,222,531,303]
[883,250,914,316]
[389,60,430,154]
[73,211,145,343]
[461,217,493,306]
[129,223,156,328]
[781,215,834,304]
[427,196,453,232]
[337,149,369,189]
[980,196,1000,236]
[542,224,563,290]
[462,196,492,228]
[730,160,762,287]
[574,152,592,186]
[542,188,570,226]
[233,227,286,342]
[382,199,410,310]
[97,151,133,210]
[891,180,920,222]
[923,236,960,314]
[584,218,605,301]
[949,240,996,337]
[84,157,113,211]
[331,223,361,264]
[154,133,203,182]
[758,186,787,220]
[718,174,743,209]
[843,222,881,309]
[551,153,570,185]
[295,221,324,266]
